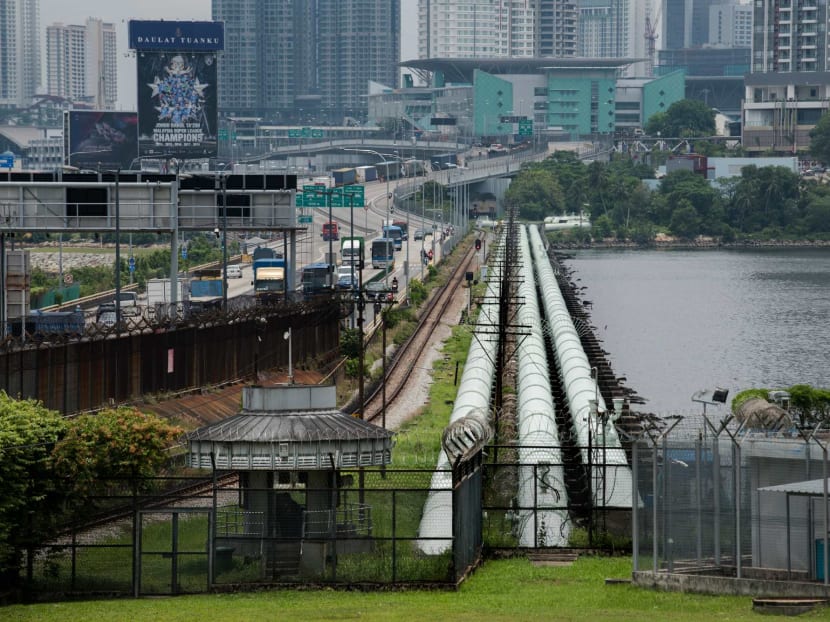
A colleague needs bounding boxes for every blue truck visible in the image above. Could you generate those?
[8,308,86,339]
[189,269,224,313]
[332,167,357,187]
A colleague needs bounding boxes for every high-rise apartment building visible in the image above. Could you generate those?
[664,0,751,50]
[418,0,577,59]
[708,2,751,48]
[743,0,830,152]
[752,0,824,73]
[212,0,400,122]
[46,18,116,109]
[0,0,40,109]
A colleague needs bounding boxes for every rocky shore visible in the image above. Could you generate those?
[29,251,115,274]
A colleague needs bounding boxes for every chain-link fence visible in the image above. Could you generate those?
[633,417,830,588]
[15,462,484,598]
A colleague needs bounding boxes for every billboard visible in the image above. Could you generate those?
[129,21,224,52]
[65,110,139,170]
[137,51,218,159]
[129,21,223,160]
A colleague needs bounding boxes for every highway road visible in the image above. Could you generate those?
[218,173,443,326]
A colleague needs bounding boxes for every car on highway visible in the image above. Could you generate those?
[364,281,390,301]
[226,264,243,278]
[336,273,357,290]
[414,228,429,241]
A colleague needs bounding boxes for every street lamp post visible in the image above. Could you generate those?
[222,173,229,312]
[114,169,121,330]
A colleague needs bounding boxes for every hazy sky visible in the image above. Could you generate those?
[39,0,419,110]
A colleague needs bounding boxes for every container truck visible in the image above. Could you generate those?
[355,165,378,183]
[332,168,357,187]
[430,153,459,170]
[146,278,188,306]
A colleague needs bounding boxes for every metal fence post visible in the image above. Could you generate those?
[663,434,671,572]
[392,490,397,584]
[823,443,828,586]
[735,441,742,578]
[652,439,659,575]
[695,434,702,567]
[632,437,639,571]
[712,433,721,567]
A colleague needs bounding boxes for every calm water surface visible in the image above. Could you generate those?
[565,248,830,415]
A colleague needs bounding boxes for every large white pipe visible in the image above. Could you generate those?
[416,231,504,554]
[515,226,569,546]
[528,226,632,509]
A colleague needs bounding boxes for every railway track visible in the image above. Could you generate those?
[361,235,480,424]
[59,472,240,536]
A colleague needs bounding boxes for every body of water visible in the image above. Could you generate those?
[564,248,830,416]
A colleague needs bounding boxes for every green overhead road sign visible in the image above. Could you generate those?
[297,185,365,208]
[301,185,327,207]
[288,129,300,138]
[301,127,311,138]
[311,129,324,138]
[298,215,313,224]
[518,120,533,136]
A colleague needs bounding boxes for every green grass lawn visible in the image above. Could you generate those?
[6,556,817,621]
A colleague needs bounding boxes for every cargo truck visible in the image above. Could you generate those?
[146,278,188,306]
[252,258,286,303]
[322,221,339,241]
[8,308,85,340]
[332,167,357,187]
[189,269,224,312]
[355,165,378,183]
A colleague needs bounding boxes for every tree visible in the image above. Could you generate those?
[648,99,716,138]
[53,407,183,495]
[0,393,67,584]
[503,165,564,220]
[0,399,183,584]
[809,111,830,165]
[669,200,701,238]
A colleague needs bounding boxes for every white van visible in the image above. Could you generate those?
[226,264,243,279]
[337,264,356,280]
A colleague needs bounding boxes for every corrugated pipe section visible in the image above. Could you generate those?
[415,231,504,555]
[528,225,633,509]
[515,226,570,546]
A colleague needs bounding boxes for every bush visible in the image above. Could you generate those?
[340,328,361,359]
[344,357,367,379]
[409,280,427,306]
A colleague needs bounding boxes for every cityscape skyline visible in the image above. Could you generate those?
[38,0,420,111]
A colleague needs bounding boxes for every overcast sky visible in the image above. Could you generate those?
[39,0,419,110]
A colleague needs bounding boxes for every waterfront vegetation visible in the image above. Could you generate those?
[507,150,830,244]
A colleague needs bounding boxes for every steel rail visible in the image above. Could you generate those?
[361,237,480,424]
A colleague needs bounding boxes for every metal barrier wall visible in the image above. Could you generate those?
[0,303,340,414]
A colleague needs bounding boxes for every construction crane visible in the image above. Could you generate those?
[644,1,661,78]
